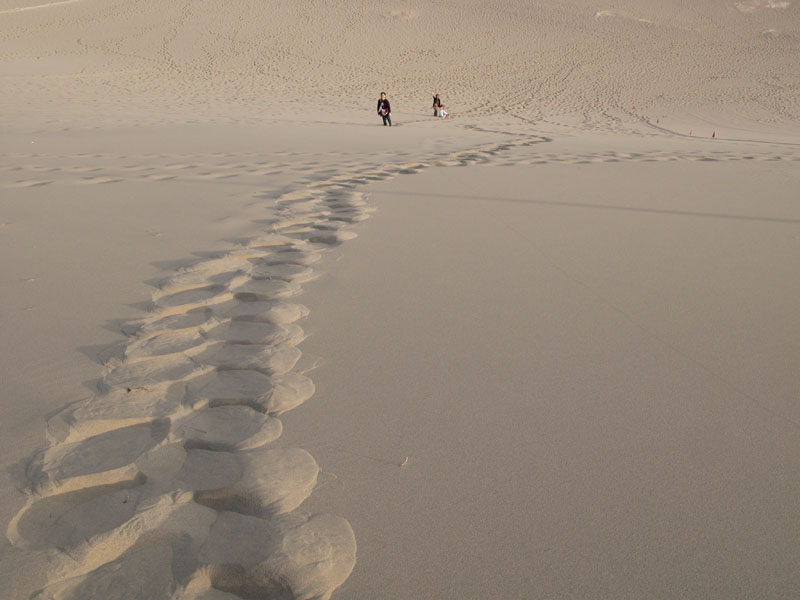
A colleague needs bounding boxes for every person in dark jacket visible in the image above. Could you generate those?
[377,92,392,126]
[432,93,441,116]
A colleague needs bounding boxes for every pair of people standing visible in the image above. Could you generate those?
[376,92,449,125]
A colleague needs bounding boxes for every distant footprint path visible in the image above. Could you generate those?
[4,144,797,191]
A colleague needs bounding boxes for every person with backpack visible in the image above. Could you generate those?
[377,92,392,126]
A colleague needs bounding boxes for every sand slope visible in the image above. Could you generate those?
[289,137,800,598]
[2,0,799,129]
[1,1,799,598]
[0,118,533,598]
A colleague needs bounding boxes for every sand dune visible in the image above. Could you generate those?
[1,1,799,599]
[2,0,799,129]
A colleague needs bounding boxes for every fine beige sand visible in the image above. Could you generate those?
[1,1,799,599]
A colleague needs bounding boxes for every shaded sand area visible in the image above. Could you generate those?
[2,0,800,598]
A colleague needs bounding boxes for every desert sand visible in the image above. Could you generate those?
[1,1,799,599]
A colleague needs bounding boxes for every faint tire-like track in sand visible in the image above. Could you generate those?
[0,0,82,15]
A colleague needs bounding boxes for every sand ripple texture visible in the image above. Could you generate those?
[1,0,799,128]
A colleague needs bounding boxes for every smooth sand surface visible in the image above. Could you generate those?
[287,139,800,598]
[1,1,799,598]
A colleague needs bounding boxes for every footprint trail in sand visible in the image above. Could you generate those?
[7,127,556,600]
[9,114,798,598]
